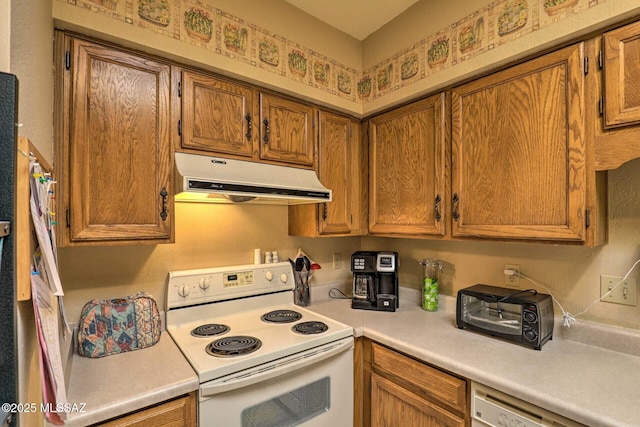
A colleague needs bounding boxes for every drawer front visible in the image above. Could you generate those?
[371,343,467,414]
[96,393,195,427]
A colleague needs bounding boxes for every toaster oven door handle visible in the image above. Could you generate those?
[200,337,354,397]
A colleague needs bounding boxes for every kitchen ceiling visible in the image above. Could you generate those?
[285,0,419,40]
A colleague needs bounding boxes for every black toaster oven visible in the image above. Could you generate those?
[456,284,554,350]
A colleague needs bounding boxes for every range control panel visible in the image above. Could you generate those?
[166,262,292,309]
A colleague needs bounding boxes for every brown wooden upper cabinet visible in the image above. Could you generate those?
[259,93,316,168]
[178,69,257,159]
[368,93,450,237]
[176,71,316,169]
[451,43,589,243]
[593,20,640,170]
[603,21,640,128]
[55,33,173,246]
[288,111,364,237]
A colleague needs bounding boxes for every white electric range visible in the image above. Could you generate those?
[165,262,354,427]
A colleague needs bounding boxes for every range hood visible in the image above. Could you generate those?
[174,152,332,205]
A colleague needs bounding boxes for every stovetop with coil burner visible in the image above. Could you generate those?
[165,263,353,384]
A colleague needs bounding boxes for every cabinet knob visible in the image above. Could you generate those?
[263,119,270,144]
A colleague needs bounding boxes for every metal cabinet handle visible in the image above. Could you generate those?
[434,194,442,222]
[160,187,168,221]
[245,114,252,141]
[322,203,328,220]
[452,193,460,222]
[263,119,270,144]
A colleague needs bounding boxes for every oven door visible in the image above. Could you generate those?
[198,336,354,427]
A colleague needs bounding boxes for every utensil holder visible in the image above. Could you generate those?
[293,271,310,306]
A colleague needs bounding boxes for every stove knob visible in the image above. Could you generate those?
[280,273,288,283]
[199,277,210,290]
[265,270,274,281]
[178,284,191,298]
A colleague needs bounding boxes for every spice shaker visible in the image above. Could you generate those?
[420,259,442,311]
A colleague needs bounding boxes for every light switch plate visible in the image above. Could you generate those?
[332,253,341,270]
[600,275,638,306]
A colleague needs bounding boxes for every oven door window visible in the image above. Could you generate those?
[241,377,330,427]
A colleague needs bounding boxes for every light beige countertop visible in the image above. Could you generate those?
[308,285,640,427]
[63,333,198,427]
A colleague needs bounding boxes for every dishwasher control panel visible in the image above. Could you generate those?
[471,383,584,427]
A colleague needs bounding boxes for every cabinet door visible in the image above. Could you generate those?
[603,21,640,128]
[451,43,586,241]
[370,373,464,427]
[259,93,315,167]
[66,38,172,243]
[368,94,449,236]
[180,70,256,157]
[318,112,356,235]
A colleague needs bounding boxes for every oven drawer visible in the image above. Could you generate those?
[371,343,467,414]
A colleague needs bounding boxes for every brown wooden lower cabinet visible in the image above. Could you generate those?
[357,339,469,427]
[94,392,196,427]
[371,373,465,427]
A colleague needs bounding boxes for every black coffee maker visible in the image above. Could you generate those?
[351,251,399,312]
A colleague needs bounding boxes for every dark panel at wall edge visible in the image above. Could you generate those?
[0,71,18,427]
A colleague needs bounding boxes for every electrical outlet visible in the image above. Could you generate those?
[600,275,638,306]
[504,264,520,289]
[332,253,341,270]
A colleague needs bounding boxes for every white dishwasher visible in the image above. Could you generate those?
[471,382,584,427]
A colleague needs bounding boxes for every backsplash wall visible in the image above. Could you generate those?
[362,159,640,330]
[59,203,360,322]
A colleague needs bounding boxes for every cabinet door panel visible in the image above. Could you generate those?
[451,43,586,241]
[318,112,351,234]
[603,21,640,128]
[370,373,464,427]
[259,93,315,167]
[69,38,172,242]
[181,71,255,157]
[369,94,448,236]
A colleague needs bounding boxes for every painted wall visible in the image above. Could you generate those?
[59,204,361,321]
[0,0,9,72]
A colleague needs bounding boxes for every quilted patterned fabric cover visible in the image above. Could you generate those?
[77,292,161,358]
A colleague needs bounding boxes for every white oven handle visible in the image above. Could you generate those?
[200,337,353,397]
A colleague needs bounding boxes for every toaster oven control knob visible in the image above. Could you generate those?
[280,273,288,283]
[524,328,538,342]
[198,277,210,290]
[265,270,274,281]
[523,310,538,323]
[178,284,191,298]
